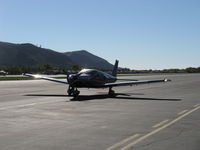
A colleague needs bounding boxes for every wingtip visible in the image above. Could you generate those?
[164,78,171,82]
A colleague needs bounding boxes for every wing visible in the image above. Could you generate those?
[117,79,138,81]
[104,78,171,87]
[24,73,68,84]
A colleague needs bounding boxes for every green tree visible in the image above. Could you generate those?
[72,64,81,71]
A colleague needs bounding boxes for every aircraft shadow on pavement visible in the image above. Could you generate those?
[72,94,181,101]
[25,93,181,102]
[25,94,69,97]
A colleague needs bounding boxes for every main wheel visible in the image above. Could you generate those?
[73,89,80,98]
[108,89,115,97]
[67,86,74,96]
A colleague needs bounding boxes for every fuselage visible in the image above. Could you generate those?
[68,69,117,88]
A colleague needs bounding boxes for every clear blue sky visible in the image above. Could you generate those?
[0,0,200,69]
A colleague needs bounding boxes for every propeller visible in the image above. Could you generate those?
[62,69,71,83]
[65,71,77,84]
[66,72,70,83]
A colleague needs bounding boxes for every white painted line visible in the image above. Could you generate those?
[0,100,61,111]
[107,134,140,150]
[193,104,200,107]
[152,119,169,128]
[119,105,200,150]
[177,109,188,115]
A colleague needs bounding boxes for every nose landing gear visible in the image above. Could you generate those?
[67,86,80,98]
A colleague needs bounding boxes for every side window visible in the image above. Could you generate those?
[99,74,105,80]
[95,73,104,81]
[91,71,97,75]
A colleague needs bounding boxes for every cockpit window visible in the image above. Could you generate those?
[78,69,90,74]
[99,71,114,78]
[78,69,97,75]
[78,69,115,79]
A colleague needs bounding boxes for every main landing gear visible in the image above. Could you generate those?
[67,86,115,98]
[108,87,116,97]
[67,86,80,98]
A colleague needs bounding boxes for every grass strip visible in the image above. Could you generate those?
[0,76,33,81]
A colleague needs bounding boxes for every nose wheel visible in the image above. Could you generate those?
[67,86,74,96]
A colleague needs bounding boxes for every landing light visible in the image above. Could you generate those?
[164,78,171,82]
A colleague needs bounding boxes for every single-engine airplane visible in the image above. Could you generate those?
[0,70,8,76]
[24,60,171,98]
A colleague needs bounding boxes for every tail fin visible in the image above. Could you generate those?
[112,60,119,77]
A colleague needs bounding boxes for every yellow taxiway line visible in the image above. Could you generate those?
[106,105,200,150]
[152,119,169,128]
[107,134,140,150]
[177,109,188,115]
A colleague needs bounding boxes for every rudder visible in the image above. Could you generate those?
[112,60,119,77]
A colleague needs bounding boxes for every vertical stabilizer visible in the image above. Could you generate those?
[112,60,119,77]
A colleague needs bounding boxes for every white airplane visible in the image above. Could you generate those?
[0,70,8,76]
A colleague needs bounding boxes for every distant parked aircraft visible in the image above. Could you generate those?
[0,70,8,76]
[24,60,171,98]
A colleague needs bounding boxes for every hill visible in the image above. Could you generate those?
[64,50,113,69]
[0,41,113,69]
[0,42,73,67]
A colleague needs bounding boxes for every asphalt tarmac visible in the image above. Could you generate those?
[0,74,200,150]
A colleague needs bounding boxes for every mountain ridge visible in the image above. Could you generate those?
[64,50,113,69]
[0,41,113,69]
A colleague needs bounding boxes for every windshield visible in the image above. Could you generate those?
[78,69,97,75]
